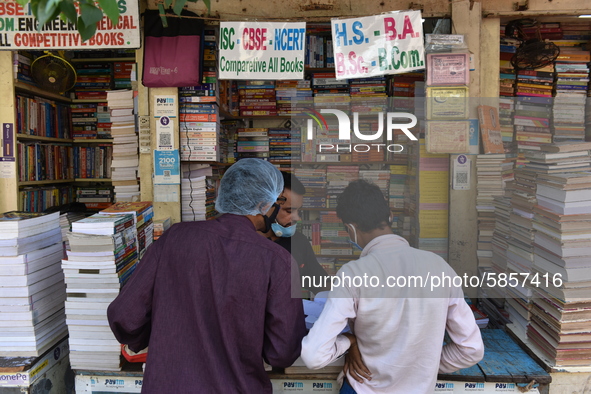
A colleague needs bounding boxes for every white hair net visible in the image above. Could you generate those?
[215,158,284,216]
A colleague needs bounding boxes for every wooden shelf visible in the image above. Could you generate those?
[19,179,74,186]
[73,139,113,143]
[16,134,73,143]
[314,254,359,259]
[71,99,107,103]
[15,82,72,103]
[75,178,112,182]
[70,57,135,63]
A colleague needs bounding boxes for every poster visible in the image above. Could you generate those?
[330,10,425,79]
[426,121,470,154]
[0,0,140,50]
[153,150,180,185]
[219,21,306,79]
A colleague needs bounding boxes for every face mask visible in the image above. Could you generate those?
[262,203,281,233]
[347,224,363,251]
[272,222,297,237]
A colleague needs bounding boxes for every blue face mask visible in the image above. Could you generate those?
[347,224,363,251]
[272,222,297,238]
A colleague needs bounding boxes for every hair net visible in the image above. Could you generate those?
[215,159,284,216]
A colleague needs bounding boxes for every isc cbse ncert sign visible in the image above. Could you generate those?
[0,0,140,49]
[218,21,306,80]
[331,10,425,79]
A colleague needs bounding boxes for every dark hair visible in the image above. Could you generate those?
[336,179,391,232]
[281,171,306,195]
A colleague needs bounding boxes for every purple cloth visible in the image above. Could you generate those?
[107,214,306,393]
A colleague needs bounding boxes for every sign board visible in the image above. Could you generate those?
[219,21,306,79]
[331,10,425,79]
[0,0,140,49]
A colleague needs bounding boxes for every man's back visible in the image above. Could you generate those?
[302,234,483,394]
[108,214,306,393]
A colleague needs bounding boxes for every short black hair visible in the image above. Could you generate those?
[336,179,391,232]
[281,171,306,195]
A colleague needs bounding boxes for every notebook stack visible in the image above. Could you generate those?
[107,90,139,202]
[71,103,98,140]
[65,213,138,370]
[0,211,66,357]
[181,164,212,222]
[528,168,591,367]
[325,166,358,208]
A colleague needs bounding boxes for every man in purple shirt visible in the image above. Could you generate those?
[108,159,306,393]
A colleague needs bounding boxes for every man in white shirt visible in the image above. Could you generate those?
[301,180,484,394]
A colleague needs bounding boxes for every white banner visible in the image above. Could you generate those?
[0,0,140,50]
[218,21,306,80]
[331,10,425,79]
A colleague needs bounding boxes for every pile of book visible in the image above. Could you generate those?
[499,98,516,153]
[181,164,212,222]
[389,165,407,233]
[312,72,350,111]
[275,80,313,115]
[76,186,113,211]
[295,168,327,209]
[179,99,220,162]
[153,217,171,241]
[113,61,134,90]
[0,211,66,357]
[96,102,111,139]
[552,49,590,142]
[239,81,277,117]
[269,128,300,163]
[219,120,240,164]
[349,77,387,114]
[499,32,518,97]
[71,103,98,139]
[527,160,591,367]
[73,62,112,101]
[14,51,34,85]
[65,212,138,370]
[359,170,390,196]
[99,202,154,259]
[236,128,269,160]
[107,90,139,202]
[325,166,358,208]
[319,211,352,256]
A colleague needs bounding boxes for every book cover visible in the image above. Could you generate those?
[477,105,504,154]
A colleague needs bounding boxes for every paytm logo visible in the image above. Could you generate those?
[466,382,485,389]
[156,98,174,104]
[306,109,418,141]
[313,382,333,388]
[284,381,304,388]
[495,383,515,389]
[435,382,454,389]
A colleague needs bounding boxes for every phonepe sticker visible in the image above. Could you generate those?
[453,154,470,190]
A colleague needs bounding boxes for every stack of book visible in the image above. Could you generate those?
[553,50,590,142]
[152,217,171,241]
[239,81,277,117]
[65,212,138,370]
[181,164,212,222]
[349,77,387,114]
[275,80,313,115]
[499,33,518,97]
[236,128,269,160]
[359,170,390,196]
[499,98,516,152]
[312,73,350,111]
[99,202,154,259]
[96,102,111,139]
[388,73,424,113]
[107,90,139,202]
[113,61,134,90]
[0,211,66,357]
[325,166,358,208]
[71,103,98,139]
[514,95,553,151]
[73,62,112,101]
[351,120,387,162]
[13,51,34,85]
[528,168,591,367]
[269,128,300,163]
[295,168,327,209]
[319,211,352,256]
[523,143,591,175]
[179,99,220,162]
[475,154,515,269]
[486,194,512,307]
[76,186,113,211]
[389,165,407,232]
